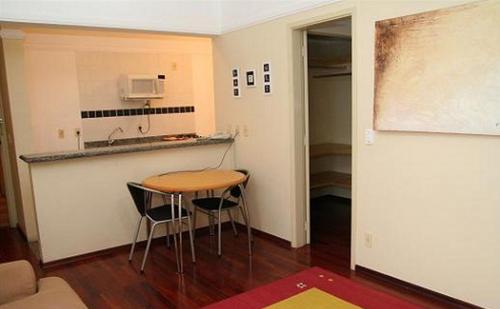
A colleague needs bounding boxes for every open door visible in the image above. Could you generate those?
[302,30,311,244]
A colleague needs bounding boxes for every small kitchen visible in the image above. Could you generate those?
[5,26,235,263]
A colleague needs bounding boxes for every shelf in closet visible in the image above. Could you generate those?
[309,143,351,158]
[310,171,351,190]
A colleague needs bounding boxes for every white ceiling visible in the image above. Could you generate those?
[0,0,339,35]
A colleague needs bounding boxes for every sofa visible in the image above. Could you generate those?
[0,260,87,308]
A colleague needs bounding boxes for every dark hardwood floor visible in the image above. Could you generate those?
[0,198,462,308]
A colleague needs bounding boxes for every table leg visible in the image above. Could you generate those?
[178,193,184,274]
[146,192,152,236]
[170,194,180,273]
[239,183,253,256]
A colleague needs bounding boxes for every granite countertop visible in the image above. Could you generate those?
[20,137,233,163]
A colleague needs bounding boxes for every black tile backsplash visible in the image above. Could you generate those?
[81,106,195,119]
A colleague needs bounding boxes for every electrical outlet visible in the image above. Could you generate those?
[365,129,375,145]
[364,232,373,248]
[58,129,65,139]
[171,62,177,71]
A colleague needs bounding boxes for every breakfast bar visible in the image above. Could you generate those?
[20,138,235,263]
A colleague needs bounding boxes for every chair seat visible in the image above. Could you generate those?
[192,197,239,211]
[146,205,189,222]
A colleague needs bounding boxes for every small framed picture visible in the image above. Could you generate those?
[246,70,256,87]
[263,62,271,73]
[232,68,239,78]
[233,88,240,97]
[264,74,270,83]
[264,84,272,95]
[233,79,239,87]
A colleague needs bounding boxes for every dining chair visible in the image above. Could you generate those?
[127,182,196,272]
[191,169,252,256]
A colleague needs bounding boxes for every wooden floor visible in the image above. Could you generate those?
[0,197,461,308]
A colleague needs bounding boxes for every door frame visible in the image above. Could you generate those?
[288,7,358,269]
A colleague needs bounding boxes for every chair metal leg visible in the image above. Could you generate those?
[227,209,238,237]
[129,216,143,261]
[192,206,197,239]
[166,222,171,248]
[217,209,222,256]
[208,214,215,236]
[186,206,196,263]
[239,206,252,256]
[141,222,157,272]
[239,184,253,245]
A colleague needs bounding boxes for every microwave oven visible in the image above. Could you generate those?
[119,74,165,100]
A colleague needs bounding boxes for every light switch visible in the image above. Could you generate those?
[364,129,374,145]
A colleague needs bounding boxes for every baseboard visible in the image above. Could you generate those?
[234,222,291,248]
[355,265,482,309]
[41,222,240,269]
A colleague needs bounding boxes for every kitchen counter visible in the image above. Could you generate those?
[20,137,233,163]
[22,136,236,263]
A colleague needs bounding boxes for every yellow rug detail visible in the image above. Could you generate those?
[265,288,362,309]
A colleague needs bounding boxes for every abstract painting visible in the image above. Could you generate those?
[374,1,500,135]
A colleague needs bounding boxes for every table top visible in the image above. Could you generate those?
[142,169,246,193]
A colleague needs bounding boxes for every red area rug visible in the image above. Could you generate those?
[204,267,421,308]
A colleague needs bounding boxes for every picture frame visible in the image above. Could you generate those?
[264,84,272,95]
[232,67,241,98]
[245,70,256,87]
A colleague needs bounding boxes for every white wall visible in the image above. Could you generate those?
[0,0,221,35]
[213,0,500,307]
[30,144,234,262]
[25,49,82,152]
[2,28,216,241]
[23,30,215,148]
[1,36,37,240]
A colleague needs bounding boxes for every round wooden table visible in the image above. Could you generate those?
[143,169,246,193]
[142,169,249,273]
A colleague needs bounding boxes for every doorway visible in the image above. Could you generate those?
[304,17,353,267]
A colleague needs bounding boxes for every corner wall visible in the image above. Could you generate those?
[213,0,499,307]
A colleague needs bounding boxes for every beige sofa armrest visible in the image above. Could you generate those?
[0,277,86,309]
[0,260,36,305]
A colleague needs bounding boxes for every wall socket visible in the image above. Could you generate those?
[58,129,65,139]
[365,129,375,145]
[364,232,373,248]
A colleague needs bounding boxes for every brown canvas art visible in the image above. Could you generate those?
[374,1,500,135]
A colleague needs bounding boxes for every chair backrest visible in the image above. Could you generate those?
[230,169,250,199]
[127,182,151,216]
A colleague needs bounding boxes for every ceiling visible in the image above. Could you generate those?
[0,0,340,35]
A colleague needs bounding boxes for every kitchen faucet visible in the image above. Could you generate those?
[107,127,124,146]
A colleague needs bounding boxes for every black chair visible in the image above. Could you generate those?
[191,169,252,256]
[127,182,195,272]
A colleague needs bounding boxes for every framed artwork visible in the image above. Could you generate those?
[262,61,272,96]
[232,68,241,98]
[374,1,500,135]
[246,70,256,87]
